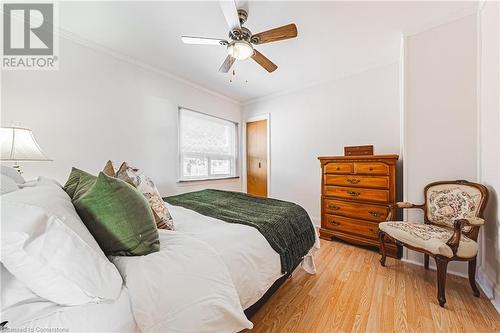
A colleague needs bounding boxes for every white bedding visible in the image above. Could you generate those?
[1,283,138,333]
[1,191,318,333]
[166,203,285,309]
[111,203,319,333]
[166,203,319,308]
[113,231,253,333]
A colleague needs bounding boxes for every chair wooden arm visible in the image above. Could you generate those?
[386,202,425,221]
[461,217,485,226]
[391,202,425,209]
[446,219,466,255]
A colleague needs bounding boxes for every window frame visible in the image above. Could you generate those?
[177,106,239,182]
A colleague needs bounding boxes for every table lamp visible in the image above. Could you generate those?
[0,126,51,174]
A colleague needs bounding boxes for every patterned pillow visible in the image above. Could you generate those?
[103,160,116,177]
[116,162,174,230]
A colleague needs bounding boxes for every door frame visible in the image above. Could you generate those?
[244,114,271,196]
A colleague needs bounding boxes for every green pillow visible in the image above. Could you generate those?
[73,172,159,256]
[63,167,97,200]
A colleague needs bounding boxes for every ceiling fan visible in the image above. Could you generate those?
[181,0,297,73]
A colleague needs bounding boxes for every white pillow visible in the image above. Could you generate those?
[1,264,40,311]
[1,174,18,194]
[1,177,104,255]
[1,165,25,184]
[1,202,123,305]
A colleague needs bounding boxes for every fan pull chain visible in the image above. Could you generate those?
[230,69,236,83]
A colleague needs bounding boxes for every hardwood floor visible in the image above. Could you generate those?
[249,239,500,333]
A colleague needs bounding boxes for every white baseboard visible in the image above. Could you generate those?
[402,259,500,312]
[477,267,500,312]
[401,258,468,278]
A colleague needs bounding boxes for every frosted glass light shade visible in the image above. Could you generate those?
[227,41,254,60]
[0,127,51,161]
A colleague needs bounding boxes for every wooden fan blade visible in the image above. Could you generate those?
[252,23,297,45]
[251,50,277,73]
[181,36,228,46]
[219,55,236,73]
[219,0,241,31]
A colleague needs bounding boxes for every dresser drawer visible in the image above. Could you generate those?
[322,214,380,240]
[324,162,353,174]
[325,175,389,189]
[324,186,389,203]
[323,198,389,221]
[354,162,389,175]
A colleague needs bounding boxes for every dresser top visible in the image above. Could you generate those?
[318,154,399,161]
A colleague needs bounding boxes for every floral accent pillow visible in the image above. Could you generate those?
[116,162,174,230]
[103,160,116,177]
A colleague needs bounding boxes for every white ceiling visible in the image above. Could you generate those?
[59,1,476,103]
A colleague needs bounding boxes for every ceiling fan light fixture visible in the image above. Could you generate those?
[227,41,254,60]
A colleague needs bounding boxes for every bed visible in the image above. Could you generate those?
[1,176,318,333]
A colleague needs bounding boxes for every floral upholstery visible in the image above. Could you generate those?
[116,162,175,231]
[379,222,478,258]
[425,184,483,232]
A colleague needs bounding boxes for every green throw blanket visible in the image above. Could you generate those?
[164,189,316,274]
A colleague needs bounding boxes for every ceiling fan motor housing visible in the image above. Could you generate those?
[229,9,261,45]
[229,27,252,42]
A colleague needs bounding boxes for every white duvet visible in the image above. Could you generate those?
[113,203,319,333]
[113,231,253,333]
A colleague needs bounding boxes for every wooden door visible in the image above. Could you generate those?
[246,119,267,197]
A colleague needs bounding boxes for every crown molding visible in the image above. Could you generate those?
[55,28,242,106]
[54,3,478,109]
[403,4,478,37]
[242,60,399,107]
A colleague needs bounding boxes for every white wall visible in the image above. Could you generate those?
[1,37,243,195]
[243,63,400,225]
[404,15,477,274]
[478,1,500,310]
[243,14,480,279]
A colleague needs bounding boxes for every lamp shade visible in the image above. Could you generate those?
[0,126,51,161]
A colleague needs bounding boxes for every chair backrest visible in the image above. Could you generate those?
[424,180,489,235]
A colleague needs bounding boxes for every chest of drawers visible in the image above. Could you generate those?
[318,155,401,258]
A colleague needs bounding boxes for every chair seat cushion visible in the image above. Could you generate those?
[379,222,478,258]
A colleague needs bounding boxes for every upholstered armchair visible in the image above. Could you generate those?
[378,180,489,307]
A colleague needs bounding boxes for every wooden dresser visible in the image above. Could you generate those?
[318,154,401,258]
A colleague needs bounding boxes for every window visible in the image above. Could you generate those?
[179,108,238,181]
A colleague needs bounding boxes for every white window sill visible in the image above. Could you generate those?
[177,176,240,183]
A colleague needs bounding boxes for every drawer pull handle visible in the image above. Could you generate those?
[347,191,360,197]
[347,178,360,184]
[368,211,383,218]
[330,221,341,226]
[328,205,341,210]
[336,167,340,170]
[369,167,374,171]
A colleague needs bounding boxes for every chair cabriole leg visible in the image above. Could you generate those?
[468,256,480,297]
[435,256,449,307]
[379,231,387,267]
